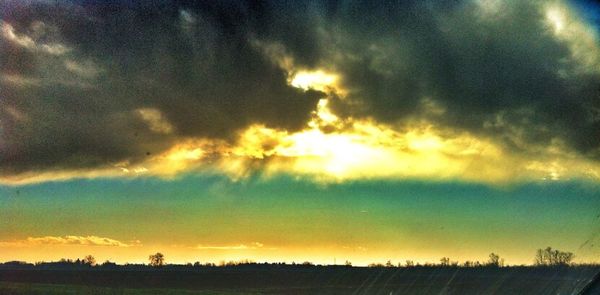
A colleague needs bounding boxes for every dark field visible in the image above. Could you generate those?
[1,265,599,294]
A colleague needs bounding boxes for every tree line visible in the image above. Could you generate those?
[0,247,581,269]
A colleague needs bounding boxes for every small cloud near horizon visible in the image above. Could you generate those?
[0,235,141,248]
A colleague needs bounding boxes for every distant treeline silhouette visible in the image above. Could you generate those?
[0,247,589,270]
[534,247,575,266]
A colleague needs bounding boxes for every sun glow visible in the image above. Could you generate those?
[546,7,566,34]
[225,101,512,182]
[289,70,339,92]
[137,140,209,176]
[3,62,600,185]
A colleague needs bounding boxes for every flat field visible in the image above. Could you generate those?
[0,266,598,294]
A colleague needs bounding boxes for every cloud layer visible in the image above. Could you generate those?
[0,1,323,176]
[0,235,140,247]
[278,0,600,158]
[1,0,600,184]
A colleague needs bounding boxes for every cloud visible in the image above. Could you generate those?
[0,235,141,247]
[136,108,174,135]
[64,59,102,78]
[1,0,600,184]
[318,0,600,159]
[224,115,600,183]
[0,1,323,177]
[1,21,69,55]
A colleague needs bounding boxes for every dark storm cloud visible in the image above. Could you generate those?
[0,0,323,174]
[1,0,600,177]
[270,0,600,158]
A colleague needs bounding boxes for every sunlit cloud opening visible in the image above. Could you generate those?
[289,70,339,92]
[167,148,203,161]
[143,141,208,176]
[546,7,566,34]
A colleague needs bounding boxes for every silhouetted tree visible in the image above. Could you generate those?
[534,247,574,266]
[440,257,450,266]
[405,260,415,267]
[83,255,96,266]
[487,253,503,267]
[101,260,117,268]
[385,260,394,267]
[535,249,545,265]
[149,252,165,267]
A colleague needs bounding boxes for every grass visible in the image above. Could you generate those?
[0,282,262,295]
[1,266,597,294]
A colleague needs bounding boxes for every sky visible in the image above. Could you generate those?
[1,0,600,266]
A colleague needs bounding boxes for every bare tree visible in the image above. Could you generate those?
[535,248,545,265]
[534,247,574,266]
[487,253,503,267]
[83,255,96,266]
[149,252,165,267]
[558,251,574,265]
[440,257,450,266]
